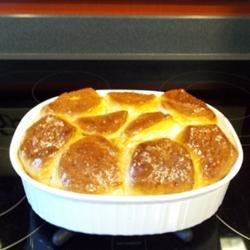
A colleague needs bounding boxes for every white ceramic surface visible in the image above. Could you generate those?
[9,90,243,235]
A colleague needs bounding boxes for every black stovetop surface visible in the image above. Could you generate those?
[0,61,249,250]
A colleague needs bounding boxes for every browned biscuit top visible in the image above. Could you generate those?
[129,138,194,194]
[124,112,168,137]
[58,135,122,194]
[76,111,128,135]
[47,87,101,115]
[179,124,238,185]
[161,89,216,121]
[108,92,155,106]
[20,115,75,169]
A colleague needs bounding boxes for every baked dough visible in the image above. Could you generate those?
[161,88,216,124]
[178,124,238,187]
[18,88,238,195]
[46,87,105,117]
[76,111,128,136]
[128,138,194,195]
[58,135,122,194]
[19,115,76,184]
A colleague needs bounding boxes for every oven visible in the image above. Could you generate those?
[0,60,249,250]
[0,2,250,249]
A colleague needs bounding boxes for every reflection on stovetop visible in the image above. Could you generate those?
[0,61,250,250]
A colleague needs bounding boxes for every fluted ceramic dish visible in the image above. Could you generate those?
[9,90,243,235]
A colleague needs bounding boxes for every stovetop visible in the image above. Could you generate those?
[0,61,249,250]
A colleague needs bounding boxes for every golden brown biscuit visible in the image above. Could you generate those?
[123,112,182,144]
[178,124,238,186]
[108,92,155,106]
[161,89,216,124]
[106,91,158,114]
[46,87,102,116]
[19,115,76,182]
[124,112,168,137]
[128,138,194,195]
[58,135,122,194]
[76,111,128,136]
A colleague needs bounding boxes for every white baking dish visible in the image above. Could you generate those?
[9,90,243,235]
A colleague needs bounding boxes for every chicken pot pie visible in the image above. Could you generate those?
[18,88,238,195]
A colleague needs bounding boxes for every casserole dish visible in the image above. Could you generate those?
[9,90,243,235]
